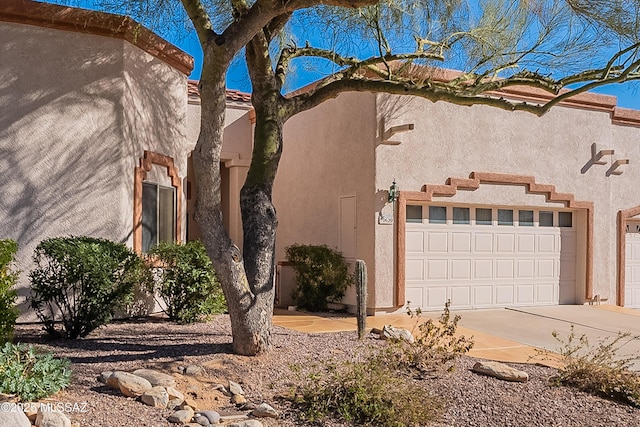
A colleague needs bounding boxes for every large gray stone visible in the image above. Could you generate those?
[381,325,415,343]
[168,407,195,424]
[228,380,245,396]
[106,371,153,397]
[196,410,220,424]
[133,369,177,387]
[472,361,529,382]
[141,386,170,408]
[35,409,71,427]
[0,409,31,427]
[251,403,279,419]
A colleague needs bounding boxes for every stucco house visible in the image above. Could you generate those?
[4,1,640,319]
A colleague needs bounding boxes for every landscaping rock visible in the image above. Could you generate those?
[133,369,177,387]
[141,386,170,408]
[106,371,153,397]
[193,415,210,426]
[35,409,71,427]
[220,414,249,423]
[184,365,205,376]
[166,386,185,402]
[228,421,263,427]
[228,380,245,396]
[168,407,195,424]
[250,403,279,419]
[472,361,529,382]
[98,371,114,384]
[167,398,183,410]
[0,409,31,427]
[380,325,415,343]
[231,394,247,405]
[196,410,220,424]
[183,397,198,410]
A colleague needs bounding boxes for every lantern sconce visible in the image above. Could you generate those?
[388,180,399,203]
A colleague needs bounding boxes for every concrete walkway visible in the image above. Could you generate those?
[273,305,640,368]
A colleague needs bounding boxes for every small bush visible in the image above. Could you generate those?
[550,326,640,407]
[0,342,71,401]
[146,241,226,323]
[292,348,442,426]
[387,303,474,373]
[286,244,352,312]
[0,240,19,344]
[29,236,144,338]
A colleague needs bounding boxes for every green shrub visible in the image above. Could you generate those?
[29,236,144,338]
[0,240,19,344]
[286,244,353,312]
[387,303,474,373]
[550,326,640,407]
[0,342,71,401]
[147,241,225,323]
[292,348,442,426]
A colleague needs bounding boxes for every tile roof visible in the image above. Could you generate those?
[188,80,252,103]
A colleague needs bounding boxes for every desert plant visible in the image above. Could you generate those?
[0,239,19,344]
[0,342,71,401]
[549,326,640,407]
[286,244,353,312]
[292,348,442,426]
[146,240,226,323]
[29,236,144,338]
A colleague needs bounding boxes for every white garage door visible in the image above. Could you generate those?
[625,221,640,308]
[405,204,577,310]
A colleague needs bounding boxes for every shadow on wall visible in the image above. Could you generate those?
[0,24,187,316]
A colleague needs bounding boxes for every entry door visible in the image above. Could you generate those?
[625,221,640,308]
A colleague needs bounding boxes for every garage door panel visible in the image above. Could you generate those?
[538,234,556,253]
[406,231,425,252]
[426,287,448,310]
[516,284,535,304]
[517,234,535,252]
[405,259,425,281]
[495,286,514,304]
[428,233,448,252]
[451,232,472,252]
[537,259,555,278]
[496,259,515,278]
[517,259,535,278]
[474,286,493,306]
[427,259,448,280]
[451,259,472,279]
[475,233,493,252]
[536,283,556,304]
[450,286,471,309]
[474,259,493,279]
[496,234,516,252]
[405,287,424,309]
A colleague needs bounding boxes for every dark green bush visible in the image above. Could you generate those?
[286,244,353,312]
[147,241,225,323]
[0,239,19,344]
[0,342,71,401]
[29,236,144,338]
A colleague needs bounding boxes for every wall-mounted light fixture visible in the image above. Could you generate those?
[388,180,399,203]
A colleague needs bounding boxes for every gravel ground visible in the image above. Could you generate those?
[12,315,640,427]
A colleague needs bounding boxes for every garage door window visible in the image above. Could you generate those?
[519,210,534,226]
[476,208,492,225]
[540,211,554,227]
[453,207,470,224]
[498,209,513,226]
[429,206,447,224]
[559,212,573,228]
[406,205,423,223]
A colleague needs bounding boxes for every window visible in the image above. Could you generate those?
[559,212,573,228]
[429,206,447,224]
[453,207,470,224]
[476,208,492,225]
[519,210,534,226]
[142,182,176,252]
[406,205,423,223]
[498,209,513,226]
[539,211,554,227]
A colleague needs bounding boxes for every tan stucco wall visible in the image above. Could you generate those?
[274,92,378,308]
[0,21,188,318]
[374,93,640,308]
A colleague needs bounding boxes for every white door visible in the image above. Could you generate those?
[405,205,577,310]
[625,221,640,308]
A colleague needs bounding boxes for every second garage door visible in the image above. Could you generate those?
[405,204,577,310]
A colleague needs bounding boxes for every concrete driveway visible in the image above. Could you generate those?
[456,305,640,369]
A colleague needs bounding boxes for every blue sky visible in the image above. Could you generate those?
[72,1,639,110]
